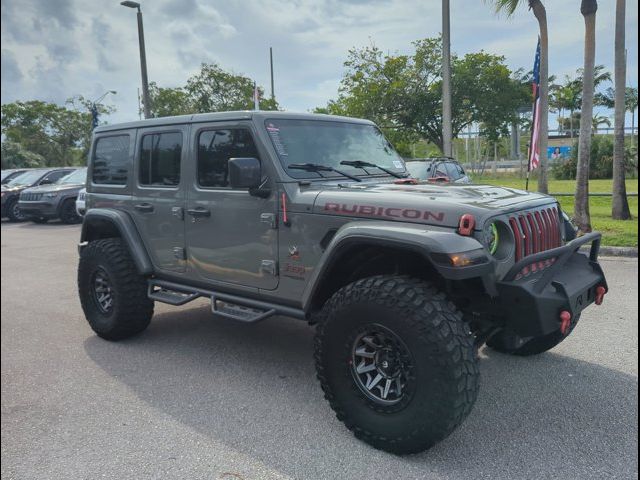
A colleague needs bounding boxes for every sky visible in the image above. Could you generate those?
[1,0,638,127]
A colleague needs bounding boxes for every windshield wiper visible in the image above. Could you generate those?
[340,160,407,179]
[288,163,362,182]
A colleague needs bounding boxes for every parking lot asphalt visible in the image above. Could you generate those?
[1,221,638,480]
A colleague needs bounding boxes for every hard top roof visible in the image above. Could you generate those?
[94,110,376,134]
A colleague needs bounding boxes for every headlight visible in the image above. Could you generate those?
[43,192,58,199]
[484,222,499,255]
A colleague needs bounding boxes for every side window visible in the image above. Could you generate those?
[139,132,183,187]
[93,135,130,185]
[445,162,460,180]
[434,162,448,177]
[42,170,71,184]
[197,128,259,188]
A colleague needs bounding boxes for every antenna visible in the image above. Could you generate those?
[270,47,275,101]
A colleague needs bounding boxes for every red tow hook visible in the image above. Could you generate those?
[595,285,607,305]
[559,311,572,335]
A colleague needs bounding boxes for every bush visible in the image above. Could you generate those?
[552,135,637,180]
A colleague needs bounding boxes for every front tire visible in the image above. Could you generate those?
[78,238,154,340]
[6,198,26,222]
[314,275,479,454]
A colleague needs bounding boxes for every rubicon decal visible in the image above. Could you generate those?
[324,203,445,222]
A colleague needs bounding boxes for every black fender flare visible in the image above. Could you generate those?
[79,208,153,275]
[301,221,492,311]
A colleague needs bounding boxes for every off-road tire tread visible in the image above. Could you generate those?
[314,275,479,454]
[78,238,153,340]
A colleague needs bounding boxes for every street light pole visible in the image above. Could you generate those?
[441,0,453,157]
[121,1,151,119]
[91,90,117,130]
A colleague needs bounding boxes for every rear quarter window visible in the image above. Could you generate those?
[92,135,130,185]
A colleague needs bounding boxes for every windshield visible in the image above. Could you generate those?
[6,170,46,187]
[57,168,86,185]
[265,119,406,179]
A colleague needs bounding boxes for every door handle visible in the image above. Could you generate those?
[187,207,211,218]
[134,203,154,213]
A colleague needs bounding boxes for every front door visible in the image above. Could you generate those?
[130,125,188,273]
[185,123,278,290]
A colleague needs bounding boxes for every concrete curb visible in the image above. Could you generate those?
[580,245,638,257]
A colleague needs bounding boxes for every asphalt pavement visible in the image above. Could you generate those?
[1,221,638,480]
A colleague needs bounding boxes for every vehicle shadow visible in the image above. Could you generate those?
[84,306,638,480]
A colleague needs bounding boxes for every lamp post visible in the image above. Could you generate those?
[91,90,117,130]
[120,1,151,118]
[441,0,452,157]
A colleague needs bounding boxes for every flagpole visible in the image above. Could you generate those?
[525,143,531,191]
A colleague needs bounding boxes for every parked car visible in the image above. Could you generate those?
[405,157,471,184]
[78,111,607,455]
[1,169,29,185]
[1,167,77,222]
[18,168,86,224]
[76,188,87,217]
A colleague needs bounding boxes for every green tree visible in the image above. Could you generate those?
[0,141,46,169]
[147,82,193,117]
[319,39,527,156]
[611,0,632,220]
[1,99,111,167]
[574,0,599,234]
[147,63,278,117]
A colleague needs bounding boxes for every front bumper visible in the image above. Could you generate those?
[17,201,59,219]
[495,232,607,338]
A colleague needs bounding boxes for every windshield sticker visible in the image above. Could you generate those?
[393,160,404,169]
[266,123,288,157]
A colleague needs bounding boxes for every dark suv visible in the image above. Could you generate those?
[1,168,76,222]
[78,111,607,454]
[18,168,86,224]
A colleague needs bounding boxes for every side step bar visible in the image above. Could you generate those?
[147,279,306,323]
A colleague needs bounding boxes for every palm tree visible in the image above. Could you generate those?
[612,0,632,219]
[626,87,638,148]
[489,0,549,193]
[574,0,598,234]
[592,114,611,133]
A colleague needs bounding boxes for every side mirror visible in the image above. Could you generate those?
[228,157,261,189]
[39,178,54,185]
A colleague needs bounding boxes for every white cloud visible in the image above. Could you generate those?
[1,0,637,126]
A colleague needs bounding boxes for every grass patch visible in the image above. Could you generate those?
[475,176,638,247]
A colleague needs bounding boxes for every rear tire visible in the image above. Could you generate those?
[486,314,581,356]
[78,238,153,340]
[60,198,82,224]
[314,275,479,454]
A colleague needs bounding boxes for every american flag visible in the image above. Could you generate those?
[528,37,541,171]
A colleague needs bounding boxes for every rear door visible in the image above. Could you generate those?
[184,122,278,290]
[130,125,188,273]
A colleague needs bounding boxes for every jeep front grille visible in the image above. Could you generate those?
[20,192,44,201]
[508,206,562,262]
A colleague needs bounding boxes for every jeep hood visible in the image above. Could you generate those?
[311,182,557,228]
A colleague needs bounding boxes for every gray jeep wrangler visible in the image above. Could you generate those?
[78,111,608,454]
